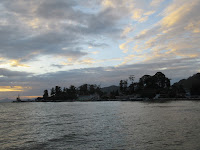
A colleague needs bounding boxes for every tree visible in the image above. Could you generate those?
[136,72,171,98]
[79,84,89,95]
[138,72,170,90]
[139,75,152,88]
[129,75,135,94]
[153,72,170,89]
[68,85,77,99]
[169,84,186,98]
[120,80,123,92]
[89,84,96,94]
[119,79,128,94]
[51,88,55,97]
[63,87,67,93]
[62,87,68,100]
[129,75,135,83]
[191,84,200,95]
[55,86,62,97]
[96,85,103,96]
[129,83,135,94]
[115,90,119,96]
[43,89,49,100]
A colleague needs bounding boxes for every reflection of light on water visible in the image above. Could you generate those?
[1,101,200,149]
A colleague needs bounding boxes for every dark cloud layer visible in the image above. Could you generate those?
[0,68,32,78]
[0,0,123,62]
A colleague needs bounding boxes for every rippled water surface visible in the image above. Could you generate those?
[1,101,200,150]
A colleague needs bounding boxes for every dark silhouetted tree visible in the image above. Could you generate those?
[96,85,103,96]
[43,89,49,100]
[153,72,170,89]
[129,75,135,83]
[79,84,89,95]
[128,75,135,94]
[68,85,77,99]
[191,84,200,95]
[51,88,55,97]
[89,84,96,94]
[55,86,62,97]
[119,79,128,94]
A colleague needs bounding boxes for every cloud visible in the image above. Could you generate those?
[87,42,109,48]
[122,0,200,64]
[119,42,129,53]
[121,26,135,37]
[62,57,96,66]
[160,1,197,28]
[90,51,99,55]
[131,8,144,20]
[0,68,32,78]
[0,0,159,66]
[9,60,30,67]
[0,86,24,92]
[0,0,124,65]
[150,0,164,7]
[101,0,157,23]
[36,0,77,20]
[51,64,65,69]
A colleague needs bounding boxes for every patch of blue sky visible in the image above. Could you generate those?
[73,2,101,14]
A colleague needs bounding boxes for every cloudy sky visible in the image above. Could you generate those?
[0,0,200,100]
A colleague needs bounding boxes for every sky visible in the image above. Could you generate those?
[0,0,200,100]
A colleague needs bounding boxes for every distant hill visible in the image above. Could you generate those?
[174,73,200,89]
[101,85,119,93]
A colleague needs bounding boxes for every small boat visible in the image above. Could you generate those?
[13,95,34,103]
[16,94,21,102]
[13,94,23,102]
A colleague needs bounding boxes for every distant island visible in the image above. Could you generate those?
[14,72,200,102]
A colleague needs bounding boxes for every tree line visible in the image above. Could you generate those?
[40,84,103,101]
[118,72,173,98]
[37,72,200,101]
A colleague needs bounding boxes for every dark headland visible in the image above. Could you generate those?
[13,72,200,103]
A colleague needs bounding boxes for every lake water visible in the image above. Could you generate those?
[0,101,200,150]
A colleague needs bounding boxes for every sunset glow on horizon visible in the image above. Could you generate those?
[0,86,24,92]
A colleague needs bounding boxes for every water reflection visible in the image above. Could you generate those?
[0,101,200,150]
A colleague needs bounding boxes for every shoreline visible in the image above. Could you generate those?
[12,98,200,103]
